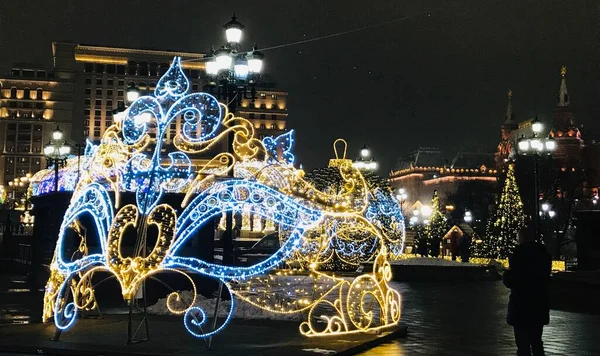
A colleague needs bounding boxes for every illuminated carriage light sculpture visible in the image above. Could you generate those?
[42,57,403,339]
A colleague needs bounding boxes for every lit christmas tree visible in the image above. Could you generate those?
[477,164,526,259]
[425,190,447,257]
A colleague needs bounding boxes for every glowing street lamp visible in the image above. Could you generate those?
[44,125,71,192]
[464,210,473,223]
[516,116,556,241]
[126,82,140,103]
[353,144,378,171]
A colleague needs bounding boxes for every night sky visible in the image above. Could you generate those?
[0,0,598,172]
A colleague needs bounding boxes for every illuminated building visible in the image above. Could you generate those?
[0,65,74,189]
[51,42,288,143]
[389,147,497,209]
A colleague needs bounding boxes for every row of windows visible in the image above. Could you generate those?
[84,109,116,117]
[84,88,124,97]
[83,62,201,79]
[5,111,44,120]
[259,93,278,100]
[86,78,125,87]
[249,114,280,120]
[258,124,280,130]
[4,156,42,180]
[5,101,45,109]
[7,88,44,100]
[10,68,47,78]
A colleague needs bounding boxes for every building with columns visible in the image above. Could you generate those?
[0,42,289,189]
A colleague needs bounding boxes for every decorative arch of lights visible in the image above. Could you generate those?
[41,57,405,339]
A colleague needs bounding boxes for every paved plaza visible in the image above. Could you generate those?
[359,281,600,356]
[1,275,599,355]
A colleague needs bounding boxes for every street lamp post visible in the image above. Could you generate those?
[43,126,71,192]
[516,116,555,240]
[353,145,378,171]
[396,188,408,214]
[203,15,264,269]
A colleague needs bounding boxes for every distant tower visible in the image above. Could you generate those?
[495,90,518,169]
[549,66,584,170]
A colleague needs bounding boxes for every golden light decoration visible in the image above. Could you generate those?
[41,57,405,339]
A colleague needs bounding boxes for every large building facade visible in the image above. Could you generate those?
[0,42,289,188]
[0,65,74,186]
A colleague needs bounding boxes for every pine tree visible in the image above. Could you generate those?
[425,190,447,258]
[477,164,526,259]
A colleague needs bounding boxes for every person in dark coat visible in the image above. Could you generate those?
[503,227,552,356]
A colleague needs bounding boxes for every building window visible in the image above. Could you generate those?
[95,99,102,106]
[138,62,148,76]
[117,66,125,75]
[118,80,124,87]
[94,110,101,116]
[192,84,198,91]
[117,90,124,97]
[84,63,94,73]
[106,110,112,116]
[271,114,277,120]
[249,113,255,119]
[84,109,90,116]
[96,64,105,73]
[96,79,103,85]
[271,124,278,130]
[117,100,124,107]
[260,124,266,129]
[36,88,43,100]
[10,87,17,98]
[85,78,92,85]
[23,88,30,99]
[85,88,91,95]
[84,120,89,126]
[271,94,277,100]
[95,89,102,96]
[22,70,34,77]
[127,61,137,75]
[85,98,91,106]
[8,102,17,108]
[94,129,101,137]
[149,63,158,76]
[106,120,112,127]
[95,120,101,126]
[260,93,266,99]
[11,69,20,76]
[260,114,266,119]
[107,79,113,86]
[106,89,113,96]
[106,100,113,108]
[35,102,44,109]
[106,65,115,74]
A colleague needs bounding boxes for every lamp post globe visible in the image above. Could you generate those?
[360,145,370,158]
[126,82,140,103]
[223,14,244,45]
[531,116,544,134]
[247,46,264,74]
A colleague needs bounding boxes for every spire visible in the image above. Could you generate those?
[557,66,570,107]
[504,90,515,124]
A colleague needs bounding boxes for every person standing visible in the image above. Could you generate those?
[503,227,552,356]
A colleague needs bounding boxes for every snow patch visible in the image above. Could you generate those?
[147,290,304,321]
[302,348,336,354]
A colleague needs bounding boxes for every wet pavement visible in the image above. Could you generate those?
[1,275,599,355]
[358,281,600,355]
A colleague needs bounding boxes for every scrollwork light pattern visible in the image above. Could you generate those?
[42,57,405,339]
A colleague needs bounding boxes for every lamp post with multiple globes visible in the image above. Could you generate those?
[353,145,378,171]
[516,116,556,240]
[43,126,71,192]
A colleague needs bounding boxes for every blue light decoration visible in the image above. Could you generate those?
[262,130,295,165]
[42,56,405,340]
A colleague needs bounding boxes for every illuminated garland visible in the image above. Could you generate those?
[42,57,405,339]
